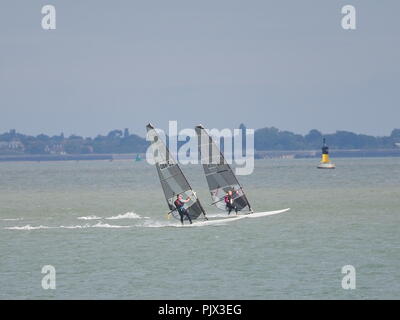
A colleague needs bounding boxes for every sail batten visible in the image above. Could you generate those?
[146,123,207,220]
[195,125,252,213]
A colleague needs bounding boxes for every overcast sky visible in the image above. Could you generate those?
[0,0,399,137]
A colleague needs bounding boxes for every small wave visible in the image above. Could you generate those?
[5,222,130,230]
[60,224,91,229]
[91,222,130,228]
[140,221,177,228]
[0,218,24,221]
[77,215,102,220]
[5,225,51,230]
[105,212,142,220]
[138,218,200,228]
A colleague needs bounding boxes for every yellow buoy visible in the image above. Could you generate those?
[318,138,335,169]
[322,153,330,163]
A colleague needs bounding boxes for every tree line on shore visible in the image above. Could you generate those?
[0,127,399,155]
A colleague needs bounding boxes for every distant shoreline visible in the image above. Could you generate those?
[0,149,399,162]
[256,149,400,159]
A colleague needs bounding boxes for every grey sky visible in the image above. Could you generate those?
[0,0,399,137]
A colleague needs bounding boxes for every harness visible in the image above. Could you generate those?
[174,199,184,209]
[224,195,233,204]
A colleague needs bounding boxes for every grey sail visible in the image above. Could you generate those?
[146,123,207,221]
[195,125,252,212]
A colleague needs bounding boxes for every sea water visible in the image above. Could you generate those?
[0,158,399,299]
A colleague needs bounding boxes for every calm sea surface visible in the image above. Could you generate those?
[0,158,399,299]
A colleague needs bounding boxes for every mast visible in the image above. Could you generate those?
[195,124,252,213]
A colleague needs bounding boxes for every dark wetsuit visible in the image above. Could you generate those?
[224,195,238,215]
[174,199,193,225]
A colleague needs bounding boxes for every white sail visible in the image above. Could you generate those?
[195,125,252,213]
[146,123,207,220]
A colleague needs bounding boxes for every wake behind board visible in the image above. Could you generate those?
[179,208,290,227]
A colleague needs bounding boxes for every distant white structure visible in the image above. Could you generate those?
[0,140,25,152]
[9,140,24,150]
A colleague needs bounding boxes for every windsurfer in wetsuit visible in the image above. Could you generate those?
[224,190,239,215]
[174,194,193,225]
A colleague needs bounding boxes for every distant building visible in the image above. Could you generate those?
[0,139,25,153]
[47,144,65,154]
[8,140,25,151]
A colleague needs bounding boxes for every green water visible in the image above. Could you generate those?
[0,158,399,299]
